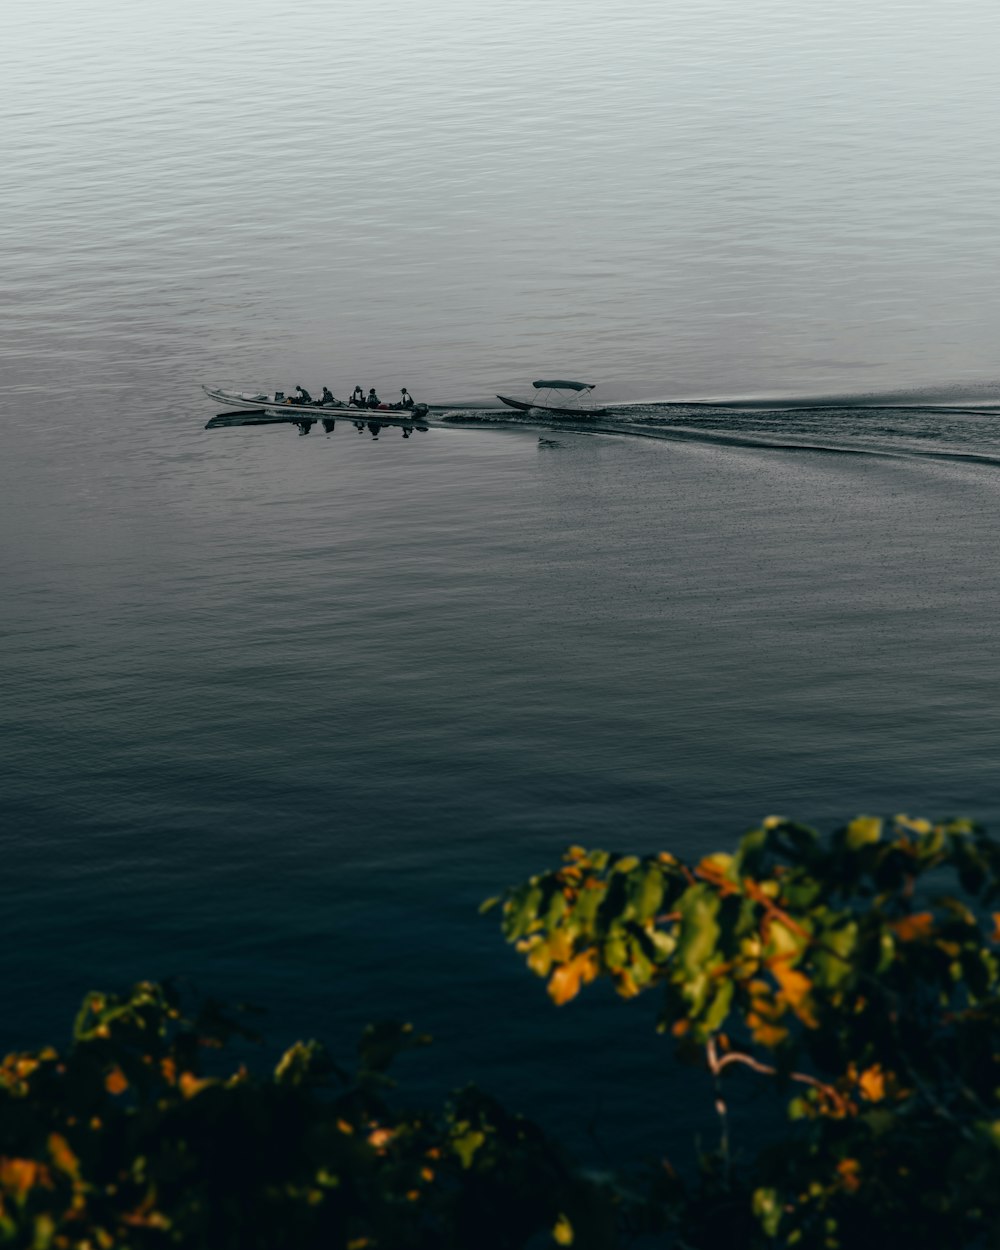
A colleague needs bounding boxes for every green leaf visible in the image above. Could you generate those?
[752,1187,782,1238]
[452,1128,486,1169]
[845,816,882,850]
[630,866,665,922]
[812,920,858,990]
[677,887,721,980]
[508,884,545,939]
[700,978,734,1033]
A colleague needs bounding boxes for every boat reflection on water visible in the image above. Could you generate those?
[206,411,430,439]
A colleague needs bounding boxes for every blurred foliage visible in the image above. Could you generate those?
[0,983,626,1249]
[2,815,999,1248]
[490,814,1000,1248]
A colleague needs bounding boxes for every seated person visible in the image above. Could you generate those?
[400,387,415,409]
[320,386,337,406]
[350,386,365,407]
[295,384,313,404]
[366,388,380,408]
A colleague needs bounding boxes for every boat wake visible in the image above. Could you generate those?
[201,380,1000,469]
[440,393,1000,470]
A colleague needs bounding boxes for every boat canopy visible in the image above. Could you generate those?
[532,379,594,392]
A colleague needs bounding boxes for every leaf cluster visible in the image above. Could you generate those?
[0,982,623,1250]
[3,814,999,1249]
[488,815,1000,1248]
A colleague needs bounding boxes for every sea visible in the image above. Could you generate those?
[4,0,1000,1165]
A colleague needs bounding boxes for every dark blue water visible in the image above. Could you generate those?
[6,394,1000,1161]
[6,0,1000,1166]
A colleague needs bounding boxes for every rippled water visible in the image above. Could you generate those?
[4,0,1000,1162]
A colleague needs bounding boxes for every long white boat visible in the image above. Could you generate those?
[202,385,429,418]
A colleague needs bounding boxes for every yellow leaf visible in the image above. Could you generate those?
[697,853,734,876]
[452,1128,486,1169]
[553,1213,574,1245]
[846,816,882,849]
[47,1134,80,1180]
[890,913,935,942]
[749,1017,789,1047]
[773,964,810,1002]
[0,1158,51,1197]
[895,815,931,835]
[105,1067,128,1096]
[992,913,1000,944]
[837,1158,862,1192]
[548,930,574,963]
[548,951,598,1006]
[615,970,641,1000]
[858,1065,886,1103]
[367,1128,395,1150]
[772,965,818,1029]
[767,920,805,960]
[178,1073,213,1100]
[548,964,580,1006]
[526,940,553,978]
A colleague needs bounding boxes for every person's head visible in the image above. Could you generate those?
[401,388,407,394]
[369,388,376,394]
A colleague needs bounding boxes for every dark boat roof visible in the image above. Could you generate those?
[532,379,594,392]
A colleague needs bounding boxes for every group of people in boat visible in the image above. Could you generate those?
[349,385,417,410]
[277,384,419,411]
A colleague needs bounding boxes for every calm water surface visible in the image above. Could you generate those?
[4,0,1000,1162]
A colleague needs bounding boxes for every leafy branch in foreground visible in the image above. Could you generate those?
[3,815,999,1249]
[487,815,1000,1249]
[0,983,625,1250]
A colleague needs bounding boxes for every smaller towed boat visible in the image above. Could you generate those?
[496,379,608,417]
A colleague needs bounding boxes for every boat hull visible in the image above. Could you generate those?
[203,385,428,418]
[496,394,608,417]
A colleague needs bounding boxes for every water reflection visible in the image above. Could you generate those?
[206,412,429,438]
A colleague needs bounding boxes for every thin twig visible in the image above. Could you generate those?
[704,1038,731,1171]
[713,1049,848,1115]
